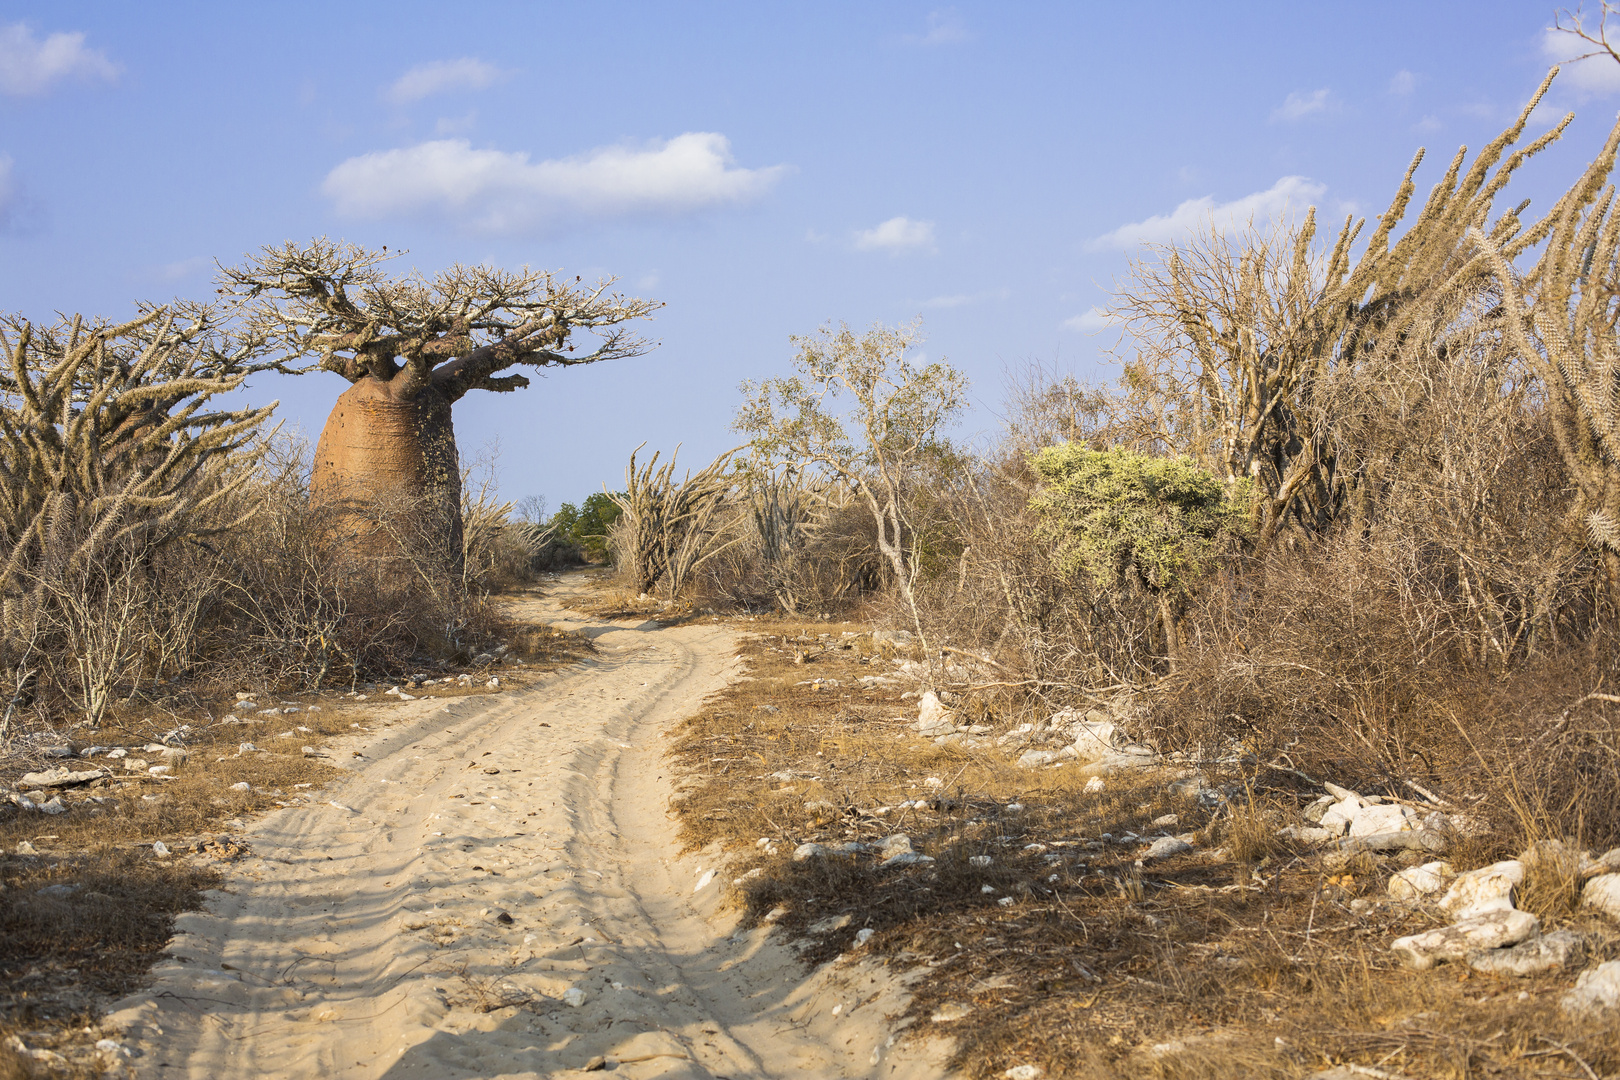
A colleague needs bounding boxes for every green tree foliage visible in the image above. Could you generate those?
[547,492,622,561]
[1029,445,1249,598]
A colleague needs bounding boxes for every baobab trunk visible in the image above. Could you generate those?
[309,376,463,568]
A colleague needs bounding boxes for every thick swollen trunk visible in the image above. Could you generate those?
[310,377,463,569]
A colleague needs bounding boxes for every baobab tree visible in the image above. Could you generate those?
[220,239,661,562]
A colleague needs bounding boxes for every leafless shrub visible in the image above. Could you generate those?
[0,308,273,731]
[607,444,741,597]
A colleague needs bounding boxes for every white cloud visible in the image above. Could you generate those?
[434,111,478,136]
[854,216,936,253]
[1542,28,1620,96]
[1270,88,1332,122]
[0,23,117,96]
[0,155,18,227]
[1087,176,1326,252]
[1414,115,1442,133]
[1389,70,1416,95]
[1062,308,1118,334]
[322,132,786,232]
[910,9,969,46]
[386,57,504,104]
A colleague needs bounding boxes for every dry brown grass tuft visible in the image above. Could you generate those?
[667,625,1620,1080]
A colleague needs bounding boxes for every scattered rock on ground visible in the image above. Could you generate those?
[1561,959,1620,1016]
[1144,837,1193,860]
[1391,908,1539,969]
[1581,873,1620,921]
[1438,860,1523,917]
[18,766,109,788]
[1349,802,1419,837]
[1467,929,1586,978]
[793,843,828,861]
[1388,861,1454,900]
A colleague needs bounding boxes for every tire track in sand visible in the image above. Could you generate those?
[109,584,947,1080]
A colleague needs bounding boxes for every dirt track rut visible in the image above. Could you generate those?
[109,583,944,1079]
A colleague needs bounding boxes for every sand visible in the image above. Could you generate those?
[106,581,949,1079]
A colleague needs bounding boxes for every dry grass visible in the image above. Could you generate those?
[0,598,591,1073]
[666,625,1620,1080]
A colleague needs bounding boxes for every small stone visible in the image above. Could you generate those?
[1349,802,1418,837]
[15,841,38,855]
[1467,929,1585,977]
[1017,749,1059,768]
[238,743,258,754]
[763,904,789,923]
[37,883,77,898]
[1388,861,1453,900]
[483,766,500,774]
[1004,1066,1042,1080]
[94,1039,130,1058]
[18,766,109,788]
[1151,814,1179,827]
[793,843,828,861]
[808,914,852,934]
[1391,908,1539,969]
[1084,776,1105,793]
[1561,959,1620,1016]
[882,851,934,867]
[931,1002,972,1022]
[878,834,914,857]
[494,910,514,925]
[1582,873,1620,921]
[969,855,992,868]
[562,987,586,1007]
[855,928,875,946]
[1439,860,1523,917]
[37,796,66,815]
[151,841,171,857]
[1145,836,1193,860]
[229,782,251,792]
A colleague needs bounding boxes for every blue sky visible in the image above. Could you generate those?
[3,2,1618,509]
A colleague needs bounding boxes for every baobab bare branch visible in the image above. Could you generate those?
[218,237,663,403]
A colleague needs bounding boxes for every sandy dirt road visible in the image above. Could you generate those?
[109,581,946,1080]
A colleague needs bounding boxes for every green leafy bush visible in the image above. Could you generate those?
[547,492,623,562]
[1028,445,1249,597]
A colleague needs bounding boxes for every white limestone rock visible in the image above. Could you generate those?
[1438,860,1523,917]
[1466,929,1586,978]
[1561,959,1620,1016]
[1349,802,1418,837]
[1391,908,1539,969]
[1388,861,1454,901]
[1580,872,1620,922]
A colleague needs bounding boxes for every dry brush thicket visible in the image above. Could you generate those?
[0,309,541,743]
[636,72,1620,854]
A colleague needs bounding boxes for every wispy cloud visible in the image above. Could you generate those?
[1389,69,1417,95]
[322,132,787,233]
[1542,28,1620,96]
[0,155,20,229]
[1062,307,1118,334]
[385,57,505,104]
[1270,88,1332,122]
[853,215,936,253]
[908,8,970,46]
[1087,176,1326,251]
[0,22,117,96]
[921,287,1007,308]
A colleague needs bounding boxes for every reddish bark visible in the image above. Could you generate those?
[310,376,462,564]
